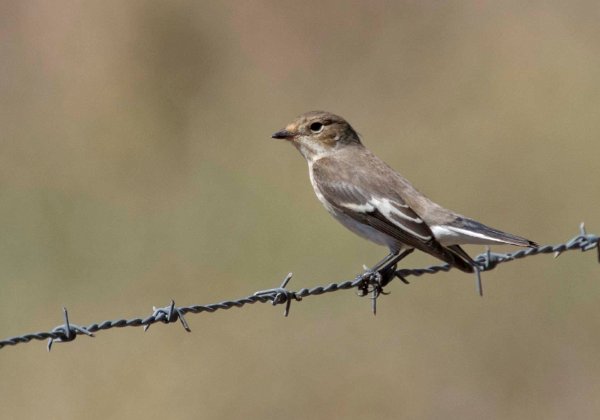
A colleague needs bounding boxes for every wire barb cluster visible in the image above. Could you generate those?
[1,224,597,351]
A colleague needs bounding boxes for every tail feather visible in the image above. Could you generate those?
[444,245,476,273]
[431,244,475,273]
[442,217,538,248]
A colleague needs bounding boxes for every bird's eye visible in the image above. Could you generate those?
[309,122,324,133]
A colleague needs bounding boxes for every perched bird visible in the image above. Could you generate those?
[272,111,537,276]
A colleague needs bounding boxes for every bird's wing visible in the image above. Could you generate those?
[319,180,434,247]
[312,160,473,272]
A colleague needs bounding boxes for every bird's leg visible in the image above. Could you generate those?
[370,249,414,273]
[377,248,414,287]
[357,252,396,297]
[357,249,414,299]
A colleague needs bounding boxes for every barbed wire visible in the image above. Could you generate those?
[1,223,597,351]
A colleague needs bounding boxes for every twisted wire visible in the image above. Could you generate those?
[1,224,597,351]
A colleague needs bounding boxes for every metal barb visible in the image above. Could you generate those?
[370,271,382,316]
[370,280,391,316]
[280,272,293,289]
[0,224,598,351]
[554,250,563,259]
[474,267,483,297]
[144,300,191,333]
[62,307,71,340]
[396,274,410,285]
[357,248,413,312]
[478,247,500,271]
[485,247,492,269]
[371,288,377,315]
[354,270,392,316]
[472,249,489,297]
[254,273,300,317]
[47,308,94,351]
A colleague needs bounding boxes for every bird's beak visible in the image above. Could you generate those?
[272,129,295,140]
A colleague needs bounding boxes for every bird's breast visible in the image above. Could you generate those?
[308,162,336,213]
[307,163,401,251]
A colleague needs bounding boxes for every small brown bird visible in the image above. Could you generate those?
[272,111,537,277]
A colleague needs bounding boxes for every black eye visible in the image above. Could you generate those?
[309,122,324,133]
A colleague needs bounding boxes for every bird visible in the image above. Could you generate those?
[272,110,537,278]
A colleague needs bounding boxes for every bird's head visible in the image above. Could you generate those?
[272,111,362,161]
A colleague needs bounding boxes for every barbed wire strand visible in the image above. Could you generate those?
[1,223,597,351]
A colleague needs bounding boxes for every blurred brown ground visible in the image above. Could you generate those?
[1,1,600,419]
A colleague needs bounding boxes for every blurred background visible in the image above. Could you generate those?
[1,1,599,419]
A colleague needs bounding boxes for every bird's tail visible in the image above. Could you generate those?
[444,217,538,248]
[443,245,476,273]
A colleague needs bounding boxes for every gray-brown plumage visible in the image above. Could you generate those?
[272,111,537,273]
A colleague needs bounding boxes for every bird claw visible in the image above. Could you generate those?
[356,250,414,313]
[356,267,395,315]
[356,270,377,297]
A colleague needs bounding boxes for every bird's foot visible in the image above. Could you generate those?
[356,249,414,314]
[356,265,395,315]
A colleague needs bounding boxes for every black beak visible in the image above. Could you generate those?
[272,129,295,140]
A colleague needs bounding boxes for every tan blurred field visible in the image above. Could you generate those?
[2,1,600,419]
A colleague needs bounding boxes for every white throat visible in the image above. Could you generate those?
[296,139,334,164]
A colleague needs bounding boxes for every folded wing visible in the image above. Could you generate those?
[312,162,474,273]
